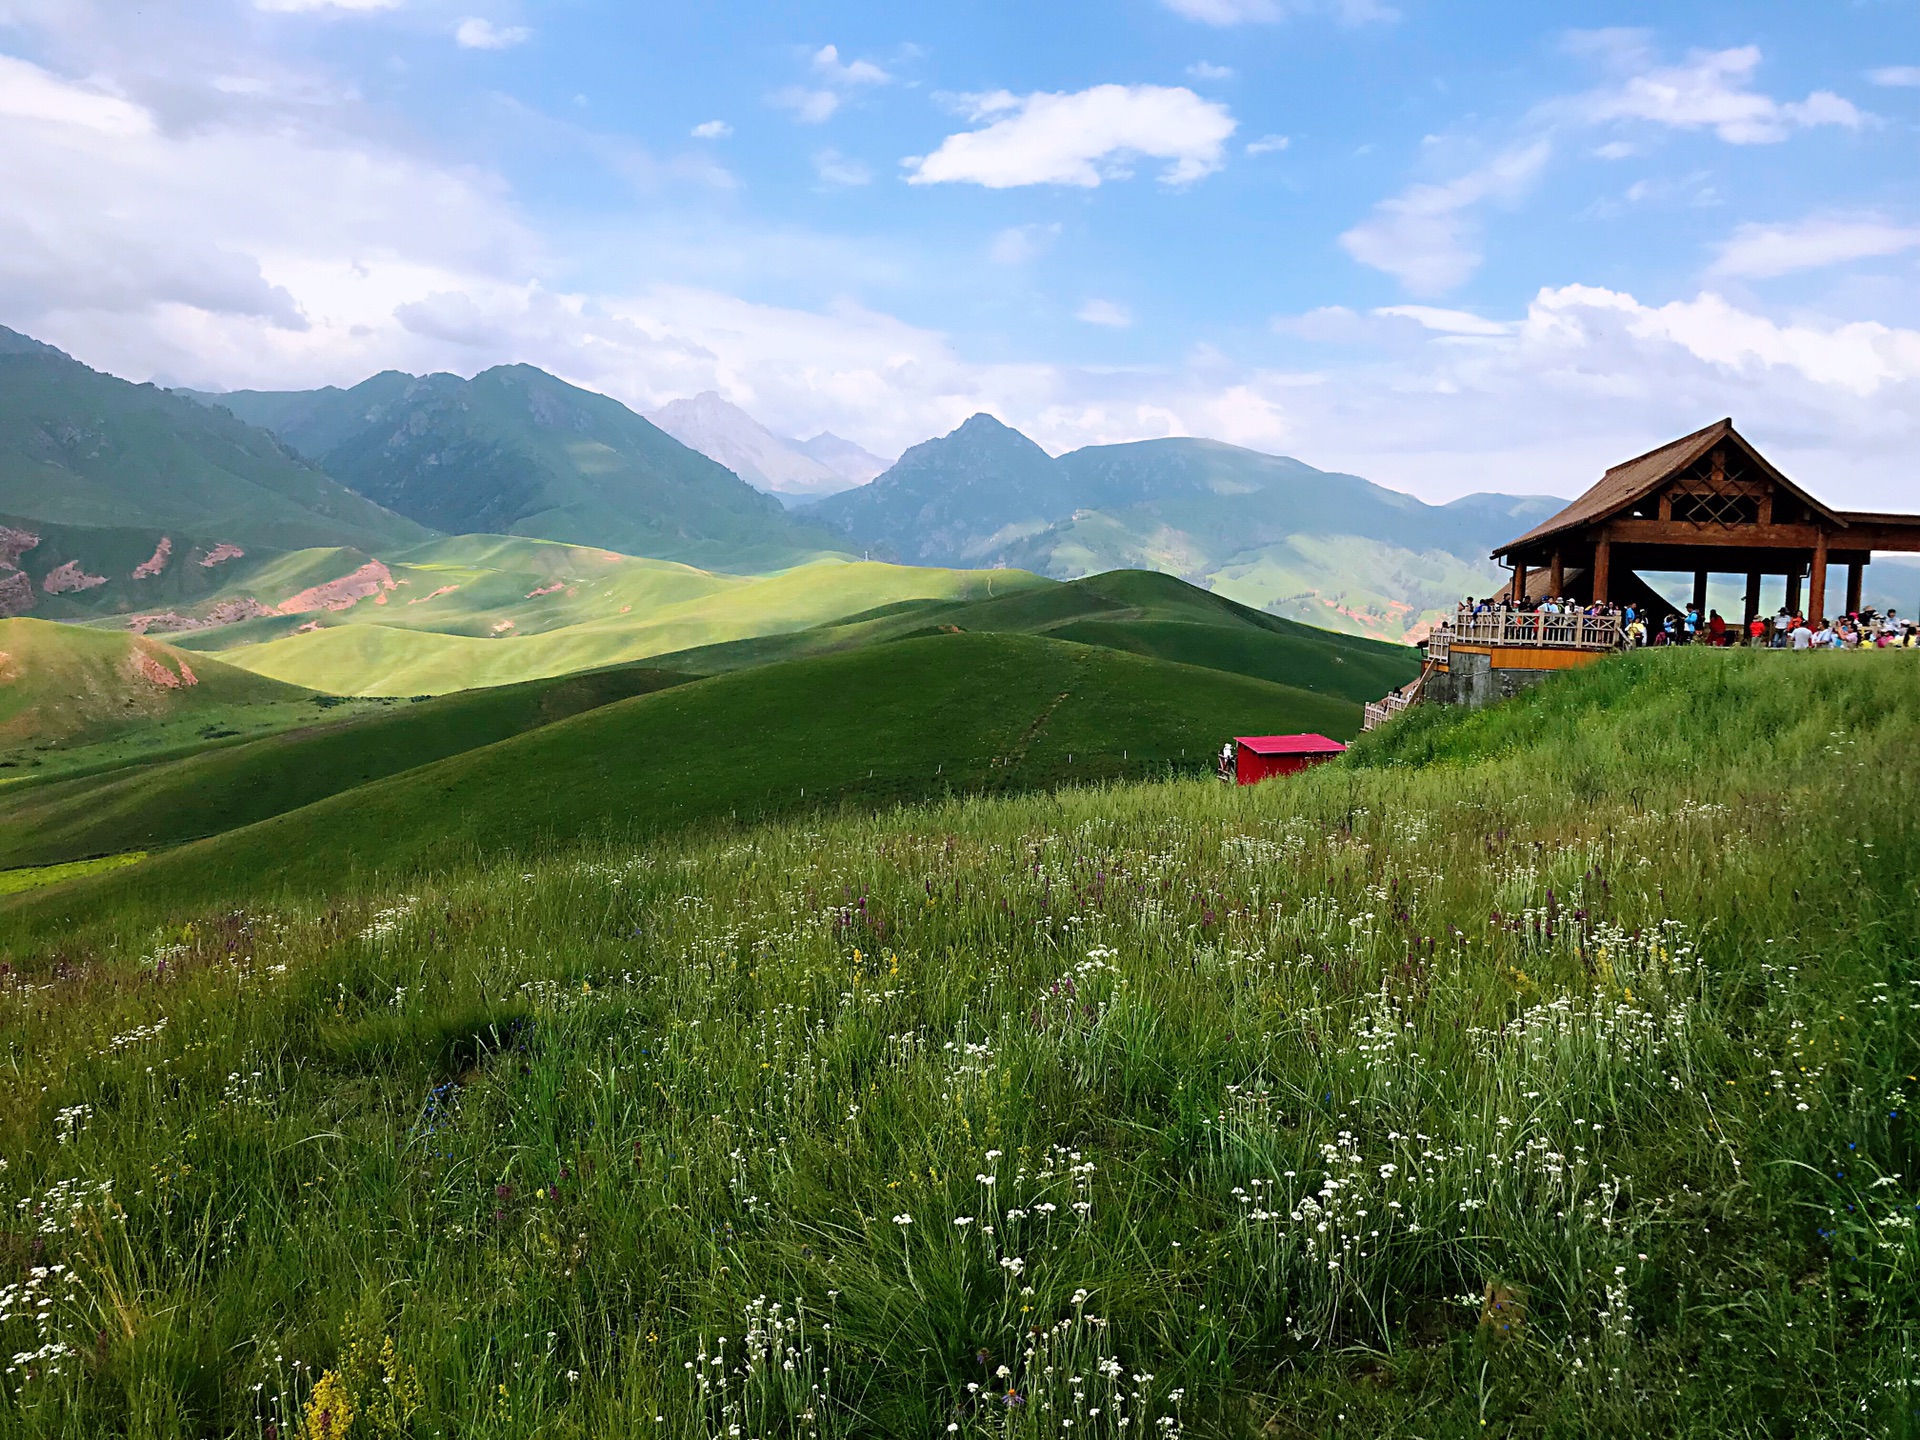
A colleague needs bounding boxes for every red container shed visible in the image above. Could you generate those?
[1233,733,1346,785]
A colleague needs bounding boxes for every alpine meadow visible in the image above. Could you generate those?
[4,1,1920,1437]
[3,651,1918,1436]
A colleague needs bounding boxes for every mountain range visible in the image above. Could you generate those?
[0,327,426,556]
[802,414,1565,641]
[645,391,887,501]
[193,367,839,569]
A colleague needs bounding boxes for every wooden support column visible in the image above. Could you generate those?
[1591,537,1612,604]
[1512,563,1528,603]
[1786,566,1802,616]
[1809,530,1829,623]
[1549,550,1564,598]
[1693,569,1709,614]
[1846,561,1864,616]
[1744,570,1761,626]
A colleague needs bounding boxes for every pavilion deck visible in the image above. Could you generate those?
[1426,609,1625,665]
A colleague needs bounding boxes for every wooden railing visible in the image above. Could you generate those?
[1363,691,1414,731]
[1362,660,1435,732]
[1430,608,1625,653]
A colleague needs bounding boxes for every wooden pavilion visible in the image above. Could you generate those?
[1492,419,1920,622]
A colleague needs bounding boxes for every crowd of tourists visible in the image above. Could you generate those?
[1455,593,1920,649]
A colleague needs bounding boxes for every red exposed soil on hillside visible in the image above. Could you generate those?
[128,598,274,635]
[133,537,173,579]
[277,561,397,615]
[526,582,564,598]
[409,585,459,605]
[43,561,109,595]
[0,527,38,567]
[197,542,245,568]
[0,570,35,617]
[128,648,198,690]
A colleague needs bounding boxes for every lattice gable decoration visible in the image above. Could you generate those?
[1610,430,1840,534]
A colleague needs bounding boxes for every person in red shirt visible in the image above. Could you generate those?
[1749,615,1767,647]
[1708,610,1727,646]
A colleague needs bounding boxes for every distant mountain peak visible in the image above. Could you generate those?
[792,431,890,486]
[646,391,861,499]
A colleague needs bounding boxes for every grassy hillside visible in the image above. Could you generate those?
[0,329,428,552]
[595,570,1422,706]
[0,650,1915,1436]
[0,617,309,754]
[0,514,292,625]
[10,632,1353,907]
[188,551,1052,695]
[0,664,687,870]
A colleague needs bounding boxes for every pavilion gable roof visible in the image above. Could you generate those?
[1493,418,1847,560]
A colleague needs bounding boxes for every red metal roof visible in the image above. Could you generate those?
[1234,734,1347,756]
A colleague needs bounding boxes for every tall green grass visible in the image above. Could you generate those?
[1,649,1917,1437]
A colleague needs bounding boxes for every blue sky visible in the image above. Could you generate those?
[2,0,1918,504]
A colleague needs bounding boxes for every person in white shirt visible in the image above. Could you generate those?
[1791,621,1814,650]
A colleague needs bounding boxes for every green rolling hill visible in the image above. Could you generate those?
[0,617,309,752]
[0,571,1410,872]
[641,568,1421,705]
[0,328,427,554]
[4,632,1356,911]
[192,365,845,568]
[170,546,1052,695]
[0,664,686,870]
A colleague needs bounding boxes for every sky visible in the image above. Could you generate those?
[2,0,1918,506]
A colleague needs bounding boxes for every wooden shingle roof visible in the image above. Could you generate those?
[1492,418,1846,560]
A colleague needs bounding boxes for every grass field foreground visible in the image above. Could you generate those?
[0,650,1916,1436]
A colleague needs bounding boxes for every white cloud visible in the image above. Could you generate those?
[810,44,890,88]
[1710,216,1920,279]
[988,223,1061,265]
[1248,285,1920,508]
[1076,299,1133,328]
[1186,61,1234,81]
[1161,0,1395,25]
[772,89,840,124]
[1374,305,1512,337]
[0,53,150,136]
[1867,66,1920,88]
[1339,139,1550,294]
[905,84,1236,189]
[1572,45,1864,144]
[812,148,871,187]
[254,0,398,11]
[771,43,889,125]
[691,120,732,140]
[455,18,531,50]
[1245,134,1289,155]
[0,50,535,350]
